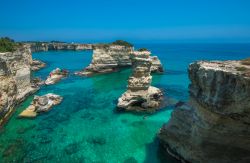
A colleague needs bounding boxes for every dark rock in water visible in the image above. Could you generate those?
[124,157,138,163]
[38,135,52,144]
[64,143,80,155]
[16,124,36,134]
[131,121,144,127]
[23,148,50,162]
[121,119,128,124]
[80,112,92,119]
[2,139,25,157]
[87,136,106,146]
[54,113,70,123]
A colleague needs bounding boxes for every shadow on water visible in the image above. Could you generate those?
[144,137,180,163]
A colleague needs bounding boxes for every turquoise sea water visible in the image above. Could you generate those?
[0,43,250,163]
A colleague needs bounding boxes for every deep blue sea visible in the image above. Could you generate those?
[0,43,250,163]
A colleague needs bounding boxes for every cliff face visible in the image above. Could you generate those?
[77,45,163,76]
[117,51,163,112]
[77,45,133,75]
[0,45,37,125]
[158,61,250,163]
[30,43,93,52]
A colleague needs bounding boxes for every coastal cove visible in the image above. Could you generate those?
[0,43,250,162]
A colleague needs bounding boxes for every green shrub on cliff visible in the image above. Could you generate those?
[241,58,250,65]
[138,48,149,51]
[236,66,248,71]
[0,37,16,52]
[111,40,133,47]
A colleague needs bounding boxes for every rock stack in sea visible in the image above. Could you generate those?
[75,42,164,76]
[117,50,163,112]
[0,45,38,125]
[45,68,69,85]
[76,44,134,76]
[19,93,63,118]
[158,60,250,163]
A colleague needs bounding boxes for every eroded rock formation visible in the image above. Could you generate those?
[76,45,164,76]
[29,43,93,53]
[45,68,69,85]
[158,60,250,163]
[117,51,163,112]
[31,59,46,71]
[0,45,38,125]
[76,45,133,76]
[19,93,62,118]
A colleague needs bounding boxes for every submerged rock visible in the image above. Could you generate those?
[45,68,69,85]
[158,60,250,163]
[30,59,46,71]
[64,143,80,155]
[19,93,63,118]
[117,50,163,112]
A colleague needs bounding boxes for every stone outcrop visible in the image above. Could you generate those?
[76,45,164,76]
[31,59,46,71]
[19,93,62,118]
[0,45,38,125]
[117,51,163,112]
[75,45,133,76]
[45,68,69,85]
[29,43,93,53]
[158,60,250,163]
[150,56,164,72]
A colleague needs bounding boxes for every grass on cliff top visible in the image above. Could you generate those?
[236,66,248,71]
[241,58,250,65]
[111,40,133,47]
[0,37,21,52]
[138,48,149,51]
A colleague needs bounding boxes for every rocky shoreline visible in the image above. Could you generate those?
[31,59,46,71]
[158,60,250,163]
[0,45,39,126]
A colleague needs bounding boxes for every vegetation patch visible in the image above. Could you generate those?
[111,40,133,47]
[236,66,248,71]
[138,48,149,51]
[241,58,250,65]
[0,37,19,52]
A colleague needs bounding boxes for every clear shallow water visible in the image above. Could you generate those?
[0,44,250,163]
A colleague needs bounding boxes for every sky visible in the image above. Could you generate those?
[1,0,250,43]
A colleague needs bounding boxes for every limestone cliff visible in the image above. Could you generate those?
[117,51,163,112]
[29,43,93,52]
[158,60,250,163]
[150,56,164,73]
[76,45,163,76]
[76,45,133,76]
[0,45,37,125]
